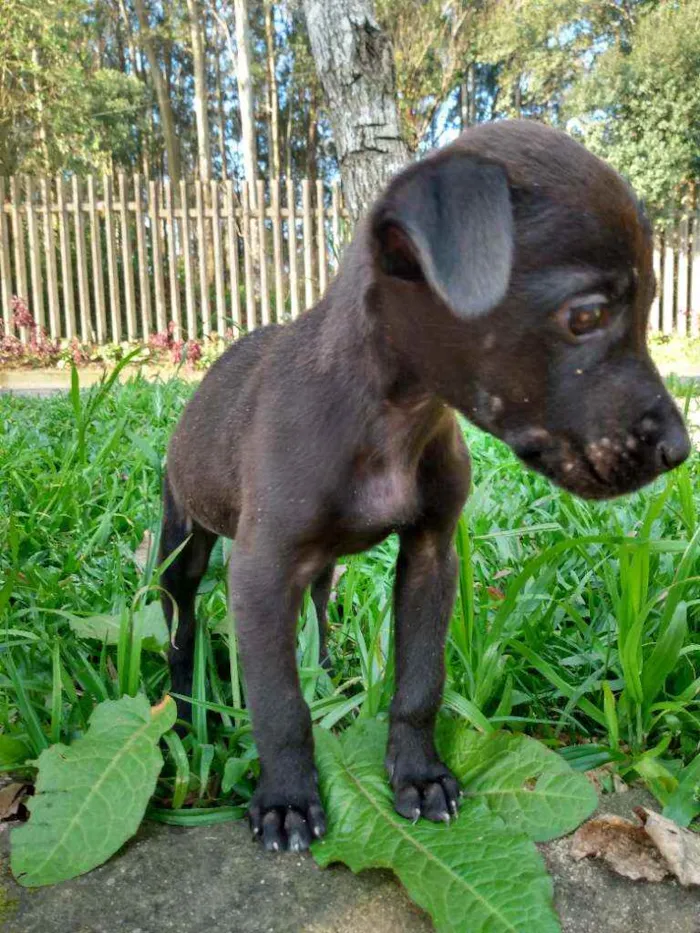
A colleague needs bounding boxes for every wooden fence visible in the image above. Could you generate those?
[1,175,699,343]
[0,174,351,344]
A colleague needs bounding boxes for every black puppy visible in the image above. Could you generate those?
[161,120,691,853]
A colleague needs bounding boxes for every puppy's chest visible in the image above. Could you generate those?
[345,451,419,530]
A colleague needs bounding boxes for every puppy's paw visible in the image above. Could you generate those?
[390,760,461,824]
[248,787,326,853]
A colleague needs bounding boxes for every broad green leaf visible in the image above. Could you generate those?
[663,752,700,827]
[312,721,559,933]
[221,756,249,794]
[67,602,169,653]
[11,694,176,887]
[437,720,597,842]
[0,735,33,768]
[634,754,678,806]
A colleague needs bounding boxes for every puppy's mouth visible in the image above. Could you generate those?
[505,427,669,500]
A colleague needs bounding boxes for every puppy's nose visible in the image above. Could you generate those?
[656,422,691,472]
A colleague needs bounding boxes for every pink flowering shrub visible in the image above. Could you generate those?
[1,297,61,366]
[1,301,233,370]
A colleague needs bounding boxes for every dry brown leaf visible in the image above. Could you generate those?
[636,807,700,887]
[133,529,153,572]
[0,782,29,821]
[570,813,669,882]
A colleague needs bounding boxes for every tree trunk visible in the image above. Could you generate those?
[186,0,212,182]
[264,0,281,179]
[31,47,49,171]
[133,0,182,181]
[214,34,229,179]
[233,0,259,206]
[302,0,410,221]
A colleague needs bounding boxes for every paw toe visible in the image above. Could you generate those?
[285,809,312,852]
[261,810,284,852]
[422,781,451,822]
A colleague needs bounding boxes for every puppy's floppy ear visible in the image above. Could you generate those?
[372,151,513,318]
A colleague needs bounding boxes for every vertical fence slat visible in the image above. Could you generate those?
[118,173,137,342]
[72,176,91,342]
[225,180,241,333]
[242,182,255,331]
[164,180,182,337]
[270,178,283,322]
[103,176,122,343]
[10,177,28,331]
[25,176,45,331]
[180,180,196,339]
[0,179,13,333]
[195,179,211,336]
[316,179,327,295]
[331,181,341,273]
[41,176,60,338]
[87,175,106,344]
[211,180,226,335]
[287,179,299,319]
[257,179,270,326]
[302,179,314,310]
[149,180,167,334]
[662,223,675,335]
[56,176,76,340]
[677,215,690,336]
[691,211,700,339]
[651,238,661,332]
[7,174,700,347]
[133,173,152,341]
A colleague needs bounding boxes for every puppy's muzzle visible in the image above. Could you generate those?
[508,402,691,500]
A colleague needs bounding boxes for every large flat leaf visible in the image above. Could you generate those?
[11,694,176,887]
[312,721,560,933]
[437,720,597,842]
[66,602,169,652]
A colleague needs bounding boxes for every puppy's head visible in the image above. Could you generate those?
[369,120,691,499]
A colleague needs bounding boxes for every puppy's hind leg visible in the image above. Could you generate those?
[159,474,217,727]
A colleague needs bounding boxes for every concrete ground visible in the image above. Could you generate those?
[1,790,699,933]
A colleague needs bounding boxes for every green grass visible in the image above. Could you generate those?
[0,369,699,816]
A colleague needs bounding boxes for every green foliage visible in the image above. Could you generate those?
[0,375,698,909]
[436,720,597,842]
[11,694,176,887]
[567,0,700,212]
[313,720,563,933]
[66,602,170,654]
[663,752,700,827]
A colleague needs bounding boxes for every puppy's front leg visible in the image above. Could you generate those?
[230,545,325,852]
[387,528,461,823]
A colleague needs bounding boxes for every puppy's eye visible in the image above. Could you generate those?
[559,294,610,338]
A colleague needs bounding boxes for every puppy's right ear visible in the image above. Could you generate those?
[371,151,513,318]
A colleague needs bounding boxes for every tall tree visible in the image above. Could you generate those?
[186,0,212,180]
[132,0,182,180]
[568,0,700,214]
[264,0,281,179]
[233,0,259,199]
[302,0,410,220]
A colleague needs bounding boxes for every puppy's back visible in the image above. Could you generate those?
[166,324,283,535]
